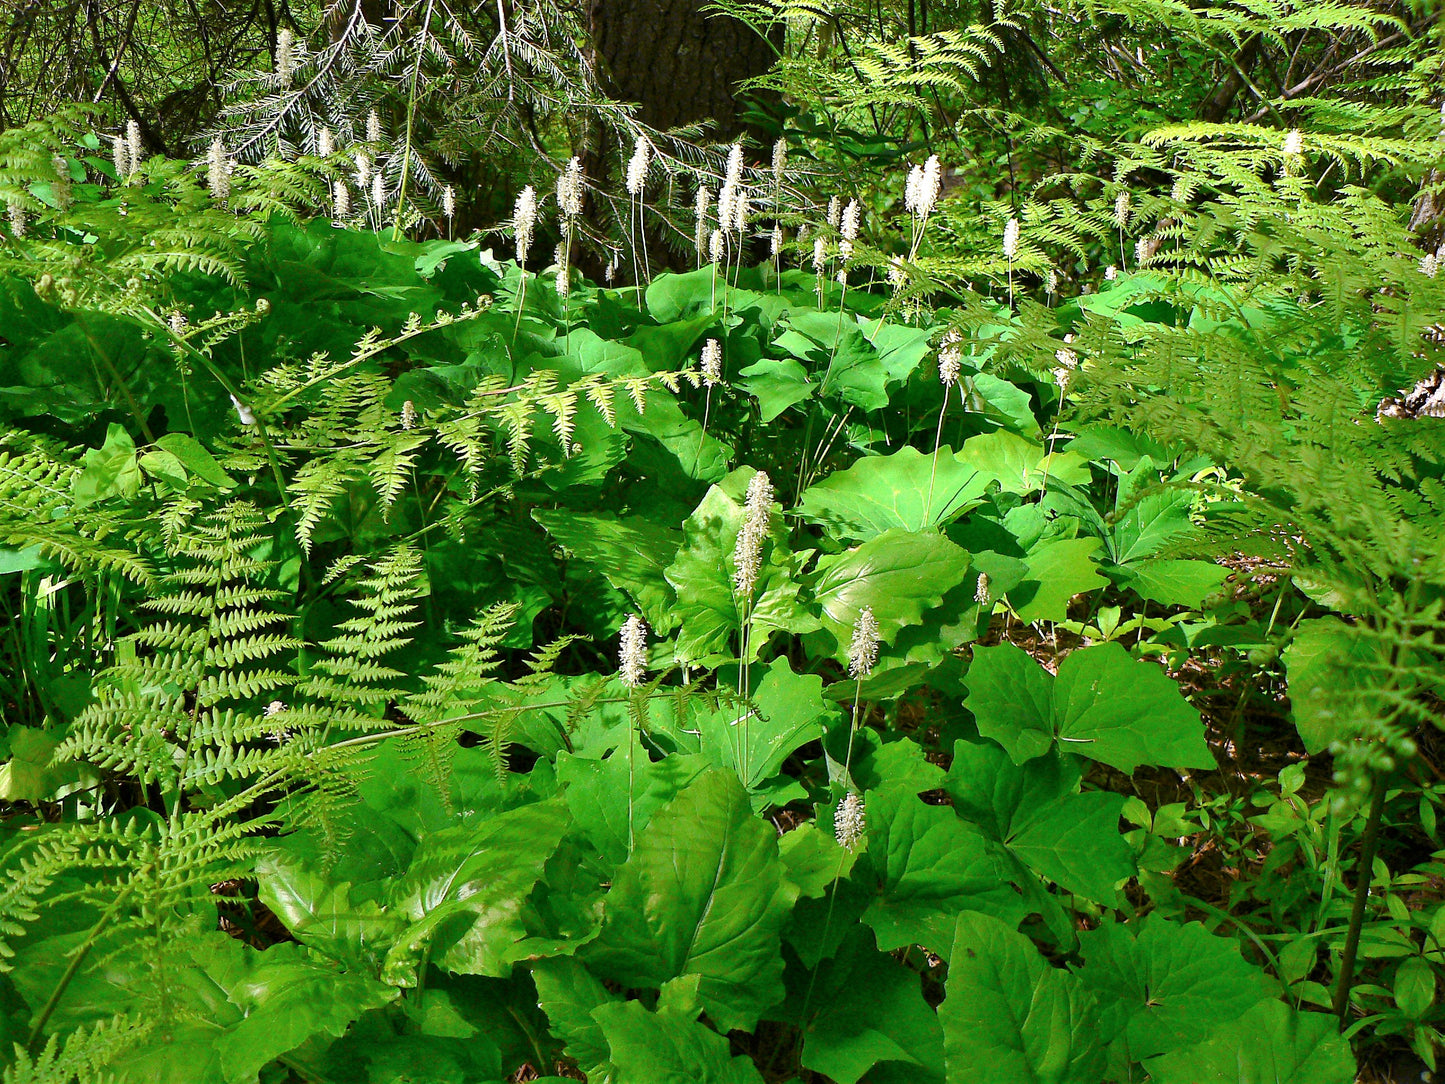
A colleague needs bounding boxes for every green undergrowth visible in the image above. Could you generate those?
[1,121,1444,1084]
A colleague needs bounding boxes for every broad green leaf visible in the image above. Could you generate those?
[34,931,398,1084]
[861,319,934,385]
[737,356,814,422]
[1143,1000,1355,1084]
[313,998,506,1084]
[593,1001,765,1083]
[789,926,945,1084]
[944,743,1133,904]
[0,543,46,575]
[382,800,571,984]
[566,328,730,481]
[944,741,1079,840]
[849,733,946,795]
[646,266,719,323]
[138,447,190,489]
[1010,538,1108,623]
[658,973,706,1019]
[1073,918,1273,1065]
[557,744,707,866]
[941,912,1105,1084]
[1003,500,1081,553]
[1079,271,1181,329]
[742,656,830,784]
[785,311,890,410]
[1394,956,1435,1020]
[587,771,798,1031]
[694,656,832,788]
[1006,791,1131,905]
[664,479,817,665]
[1107,462,1197,564]
[533,399,629,489]
[353,740,517,837]
[1063,426,1174,472]
[797,446,992,542]
[966,643,1212,773]
[1283,616,1384,753]
[811,528,972,648]
[532,509,681,634]
[964,372,1041,435]
[389,357,502,410]
[1052,643,1212,772]
[198,939,396,1084]
[532,958,616,1081]
[255,853,402,971]
[72,422,140,505]
[0,726,92,803]
[153,432,236,489]
[623,311,718,372]
[862,776,1035,957]
[1111,559,1229,608]
[324,1030,503,1084]
[413,238,480,278]
[957,430,1090,492]
[779,822,857,897]
[962,644,1056,763]
[880,550,1028,670]
[786,880,874,970]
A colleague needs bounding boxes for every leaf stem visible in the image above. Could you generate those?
[27,880,138,1052]
[1332,771,1390,1027]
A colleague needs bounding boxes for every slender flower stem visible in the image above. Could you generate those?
[1038,384,1067,497]
[618,614,648,851]
[818,280,849,394]
[512,272,528,345]
[391,0,436,241]
[924,385,949,522]
[692,385,714,477]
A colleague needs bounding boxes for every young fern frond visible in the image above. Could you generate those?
[1,1015,146,1084]
[398,602,520,803]
[297,545,426,713]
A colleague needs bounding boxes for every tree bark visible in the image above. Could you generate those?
[328,0,391,43]
[588,0,776,138]
[1200,33,1262,122]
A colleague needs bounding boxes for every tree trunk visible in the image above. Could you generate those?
[588,0,776,138]
[328,0,390,43]
[1200,33,1261,123]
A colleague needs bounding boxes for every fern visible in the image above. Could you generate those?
[0,435,151,584]
[2,1015,147,1084]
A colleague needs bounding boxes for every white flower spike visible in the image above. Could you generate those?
[619,614,648,688]
[626,137,650,197]
[1003,217,1019,260]
[514,185,537,264]
[849,606,880,679]
[835,791,866,850]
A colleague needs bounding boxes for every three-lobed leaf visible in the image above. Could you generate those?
[1143,999,1355,1084]
[941,912,1105,1084]
[1073,918,1274,1066]
[861,770,1036,957]
[944,742,1133,904]
[966,642,1212,773]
